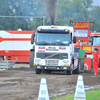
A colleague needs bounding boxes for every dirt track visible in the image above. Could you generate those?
[0,64,100,100]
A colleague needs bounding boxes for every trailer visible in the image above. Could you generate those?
[0,30,35,62]
[69,21,92,72]
[73,21,91,50]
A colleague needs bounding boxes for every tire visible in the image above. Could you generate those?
[0,56,4,61]
[29,51,34,69]
[66,70,72,75]
[73,61,80,74]
[35,69,41,74]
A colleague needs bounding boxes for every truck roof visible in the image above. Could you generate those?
[37,26,73,33]
[91,32,100,36]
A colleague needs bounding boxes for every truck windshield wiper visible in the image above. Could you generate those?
[51,42,67,45]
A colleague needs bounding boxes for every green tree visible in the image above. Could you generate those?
[0,0,100,32]
[56,0,93,26]
[90,5,100,32]
[0,0,45,30]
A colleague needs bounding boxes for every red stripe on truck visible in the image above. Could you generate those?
[0,37,31,42]
[5,31,35,34]
[0,50,30,62]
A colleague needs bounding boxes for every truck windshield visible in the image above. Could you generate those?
[36,32,70,46]
[93,37,100,46]
[74,29,88,37]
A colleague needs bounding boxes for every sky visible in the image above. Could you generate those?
[93,0,100,6]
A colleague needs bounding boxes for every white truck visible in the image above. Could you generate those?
[30,26,80,75]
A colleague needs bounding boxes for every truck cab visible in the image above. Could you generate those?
[31,26,77,75]
[73,21,91,52]
[90,32,100,66]
[82,32,100,72]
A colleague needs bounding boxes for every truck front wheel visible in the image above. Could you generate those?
[77,61,81,74]
[76,61,81,74]
[0,56,4,61]
[29,51,34,69]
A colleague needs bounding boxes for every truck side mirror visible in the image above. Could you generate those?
[89,36,93,42]
[73,36,76,43]
[70,32,72,43]
[31,33,35,44]
[89,36,93,45]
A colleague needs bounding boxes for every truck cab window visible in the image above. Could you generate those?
[36,32,70,46]
[74,29,88,37]
[93,37,100,46]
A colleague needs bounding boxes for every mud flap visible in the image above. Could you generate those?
[73,58,84,74]
[73,58,79,74]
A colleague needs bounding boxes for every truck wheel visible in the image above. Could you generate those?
[0,56,4,61]
[35,69,41,74]
[66,70,72,75]
[29,51,34,69]
[77,61,81,74]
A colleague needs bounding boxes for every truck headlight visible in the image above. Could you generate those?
[35,58,41,62]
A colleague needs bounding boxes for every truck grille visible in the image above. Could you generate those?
[45,60,58,66]
[36,53,68,59]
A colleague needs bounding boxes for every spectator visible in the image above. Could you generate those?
[92,48,99,77]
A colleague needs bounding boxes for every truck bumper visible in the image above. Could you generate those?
[34,65,71,71]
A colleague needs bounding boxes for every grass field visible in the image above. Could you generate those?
[50,88,100,100]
